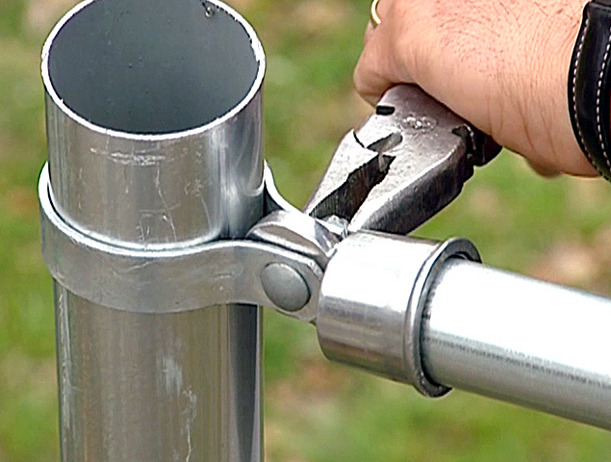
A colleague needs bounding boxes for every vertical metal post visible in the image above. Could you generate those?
[39,0,266,460]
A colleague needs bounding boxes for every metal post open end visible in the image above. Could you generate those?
[42,0,265,136]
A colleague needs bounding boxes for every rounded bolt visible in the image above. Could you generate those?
[261,263,310,312]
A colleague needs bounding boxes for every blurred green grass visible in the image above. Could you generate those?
[1,0,610,460]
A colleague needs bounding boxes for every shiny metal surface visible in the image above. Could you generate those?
[56,284,261,461]
[38,0,611,447]
[305,85,500,234]
[40,166,322,318]
[422,259,611,430]
[42,0,265,246]
[260,263,311,312]
[316,232,479,395]
[41,1,265,460]
[263,164,301,216]
[247,210,341,269]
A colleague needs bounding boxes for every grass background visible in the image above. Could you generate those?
[1,0,611,460]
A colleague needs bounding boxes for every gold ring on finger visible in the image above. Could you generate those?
[370,0,382,28]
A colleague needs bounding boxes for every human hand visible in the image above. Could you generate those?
[354,0,599,177]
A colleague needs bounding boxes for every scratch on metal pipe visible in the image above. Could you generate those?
[123,165,131,194]
[191,178,212,226]
[200,194,213,231]
[182,388,197,462]
[161,355,184,397]
[186,178,214,230]
[57,289,76,445]
[90,147,167,167]
[77,168,83,211]
[119,260,154,274]
[155,166,178,241]
[136,218,150,242]
[160,355,196,461]
[184,178,204,197]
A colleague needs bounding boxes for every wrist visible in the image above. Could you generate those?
[568,0,611,179]
[509,4,599,176]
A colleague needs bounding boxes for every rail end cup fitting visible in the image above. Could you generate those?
[316,232,480,397]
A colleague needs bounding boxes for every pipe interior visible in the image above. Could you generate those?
[46,0,260,134]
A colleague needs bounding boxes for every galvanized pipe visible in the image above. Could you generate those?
[317,232,611,430]
[422,259,611,430]
[40,0,265,460]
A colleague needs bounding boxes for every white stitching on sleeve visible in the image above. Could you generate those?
[595,26,611,170]
[572,14,596,168]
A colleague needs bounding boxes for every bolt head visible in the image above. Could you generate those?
[261,263,310,312]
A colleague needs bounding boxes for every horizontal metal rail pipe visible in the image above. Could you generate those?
[421,258,611,430]
[317,232,611,430]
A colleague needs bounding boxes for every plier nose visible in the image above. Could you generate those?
[304,84,501,235]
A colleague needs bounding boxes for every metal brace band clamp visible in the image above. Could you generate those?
[39,164,323,321]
